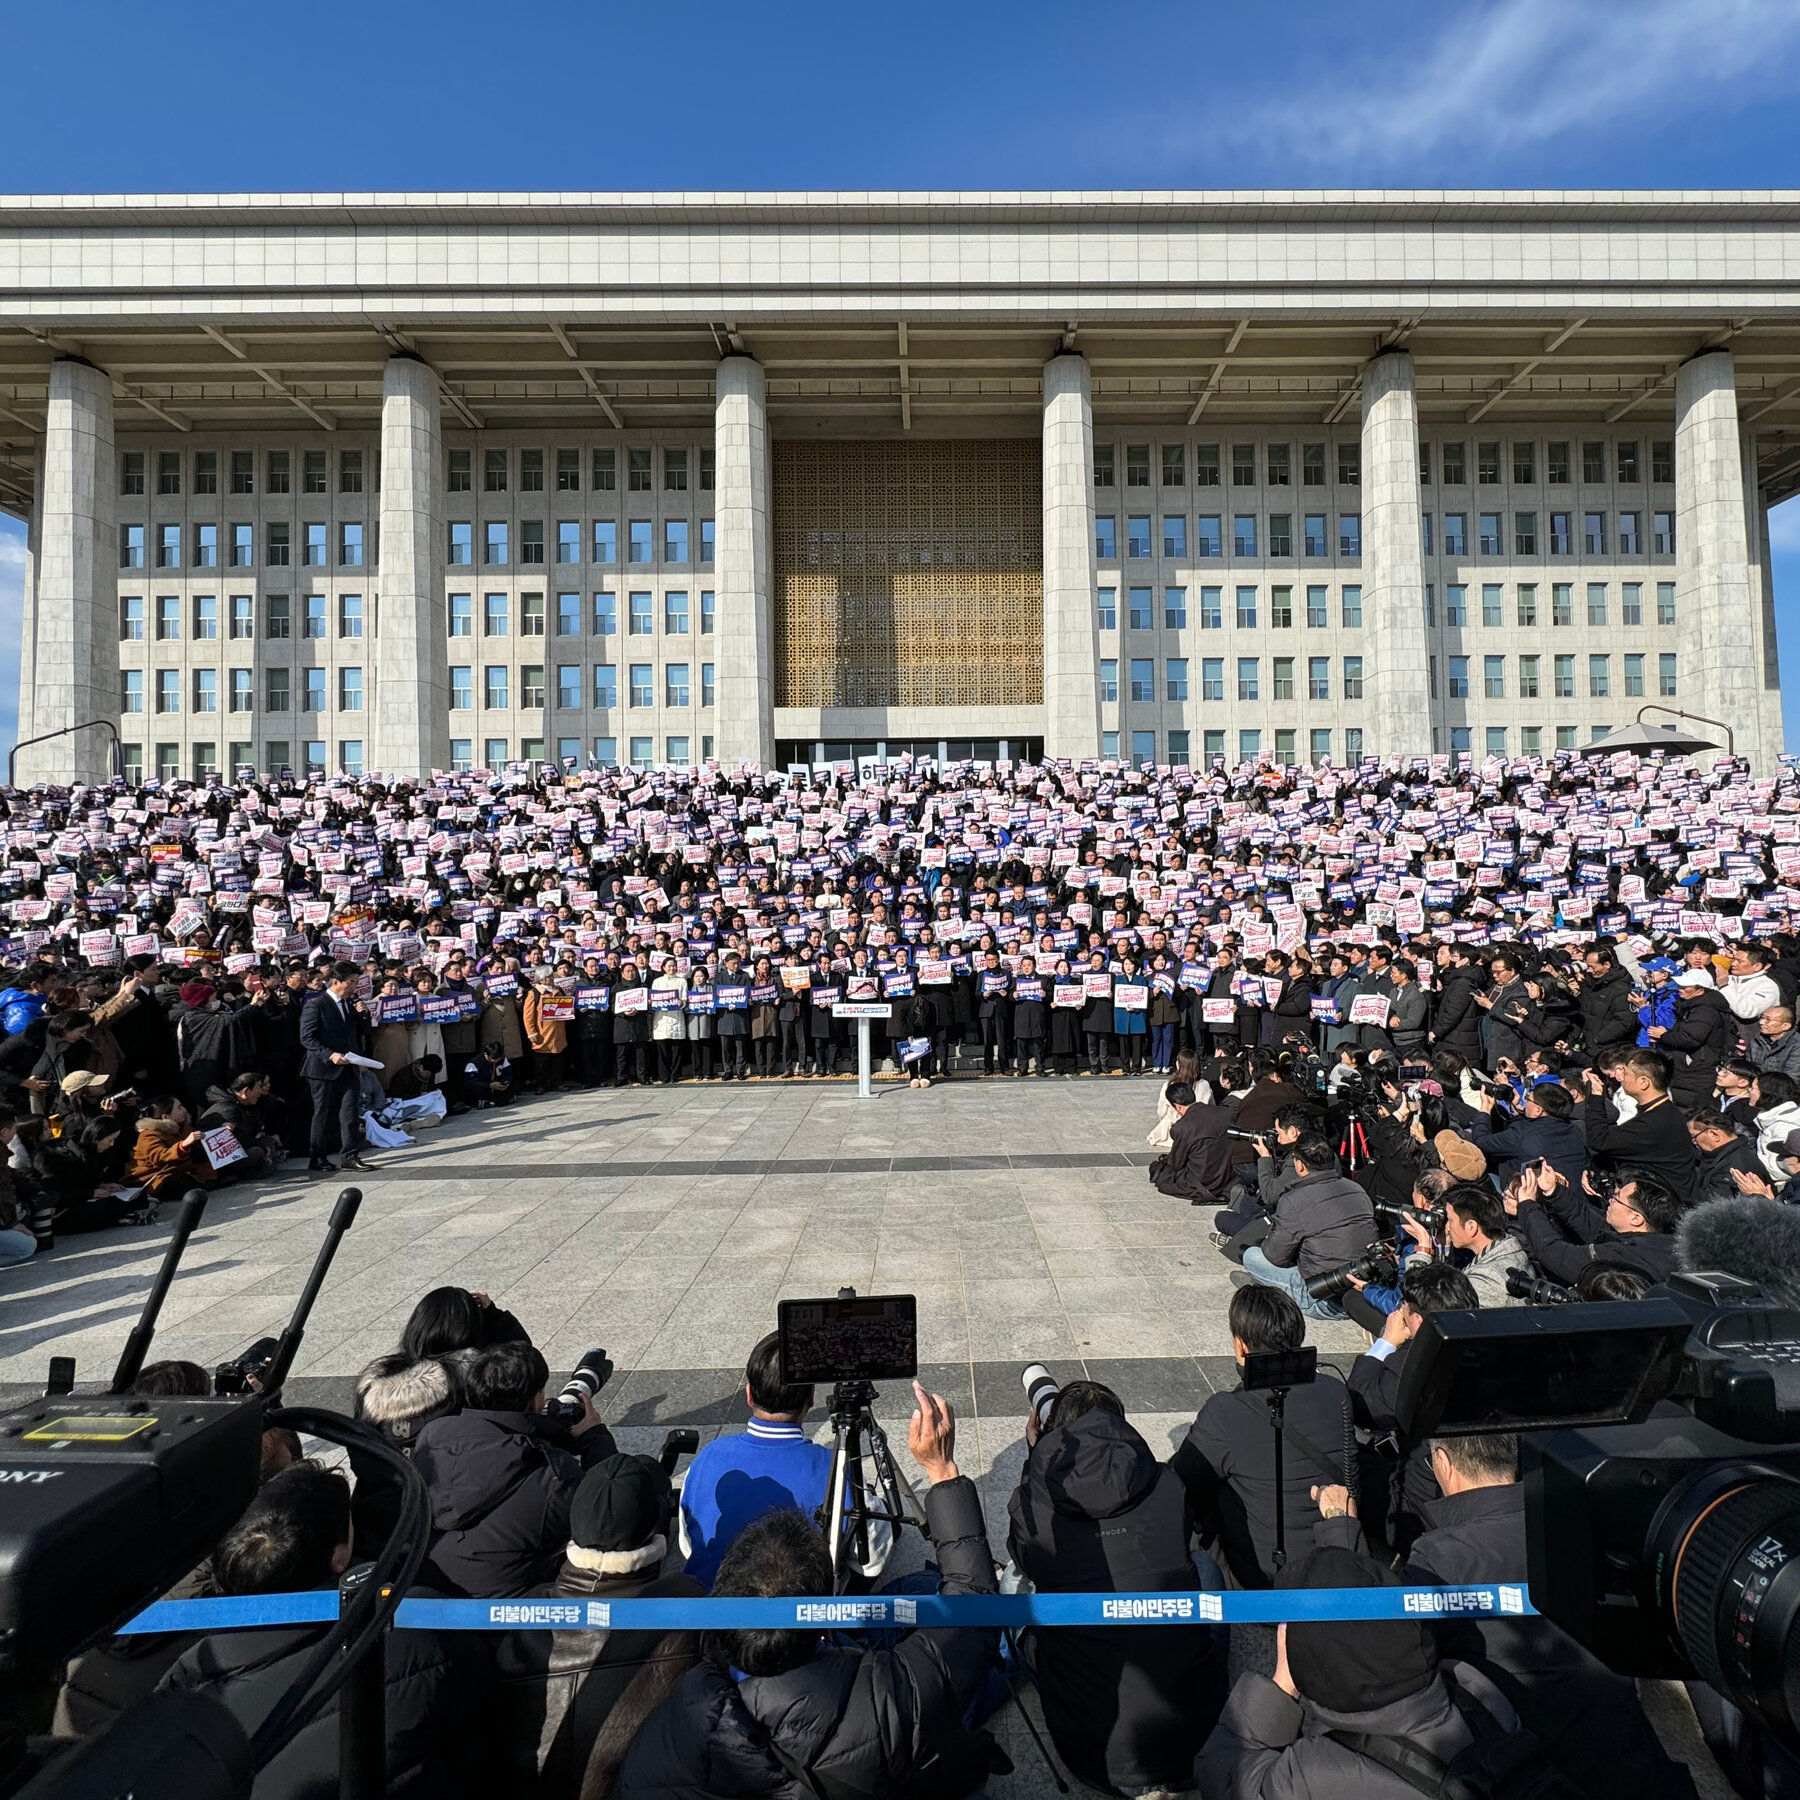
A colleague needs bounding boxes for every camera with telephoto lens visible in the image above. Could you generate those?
[1393,1270,1800,1753]
[543,1348,614,1428]
[1223,1128,1270,1149]
[1023,1364,1060,1431]
[1504,1268,1576,1306]
[1304,1243,1399,1304]
[213,1335,279,1395]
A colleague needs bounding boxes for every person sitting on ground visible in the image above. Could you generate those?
[198,1070,287,1174]
[1394,1181,1532,1309]
[618,1386,1006,1800]
[678,1330,891,1588]
[1506,1159,1684,1284]
[1235,1134,1377,1322]
[1007,1377,1226,1794]
[126,1093,222,1198]
[1467,1075,1586,1189]
[1306,1434,1700,1799]
[412,1339,618,1598]
[1690,1107,1767,1202]
[388,1053,445,1103]
[400,1284,533,1361]
[1150,1080,1239,1206]
[498,1453,705,1800]
[159,1462,474,1800]
[461,1040,515,1109]
[1171,1285,1353,1589]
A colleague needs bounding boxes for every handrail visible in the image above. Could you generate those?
[7,717,125,787]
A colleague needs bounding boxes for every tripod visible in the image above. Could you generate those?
[818,1379,927,1591]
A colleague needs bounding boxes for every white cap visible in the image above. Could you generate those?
[1675,968,1715,989]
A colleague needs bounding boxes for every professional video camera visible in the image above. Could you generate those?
[776,1290,925,1589]
[1394,1270,1800,1751]
[0,1186,432,1800]
[1305,1242,1398,1305]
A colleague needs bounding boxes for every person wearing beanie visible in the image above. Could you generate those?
[497,1453,702,1798]
[1195,1545,1532,1799]
[172,980,256,1115]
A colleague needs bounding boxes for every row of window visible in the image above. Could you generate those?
[118,736,716,784]
[447,591,714,638]
[122,593,361,642]
[1094,507,1673,564]
[119,445,715,499]
[1099,585,1364,631]
[1099,656,1366,704]
[449,664,716,712]
[447,518,713,568]
[123,667,367,715]
[1097,728,1366,769]
[1093,438,1674,491]
[1427,581,1677,629]
[1432,652,1679,701]
[119,515,718,571]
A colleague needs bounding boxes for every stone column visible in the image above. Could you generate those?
[1742,427,1785,768]
[714,355,774,768]
[1041,354,1101,762]
[18,358,116,786]
[372,355,449,779]
[1675,350,1760,765]
[16,453,44,765]
[1358,351,1431,760]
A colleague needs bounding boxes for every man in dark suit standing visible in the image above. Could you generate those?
[300,962,375,1174]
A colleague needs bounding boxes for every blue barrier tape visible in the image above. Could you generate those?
[120,1584,1536,1636]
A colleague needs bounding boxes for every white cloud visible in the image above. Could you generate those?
[1238,0,1800,168]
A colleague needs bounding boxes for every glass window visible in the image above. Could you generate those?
[120,523,145,568]
[699,518,714,564]
[1517,584,1538,627]
[1622,582,1643,625]
[265,593,291,640]
[593,665,618,708]
[303,667,327,712]
[1421,512,1433,556]
[1419,443,1433,486]
[1514,512,1537,555]
[450,666,473,709]
[1162,515,1186,558]
[1166,657,1189,700]
[594,591,617,636]
[154,669,180,713]
[1239,729,1262,761]
[1128,586,1152,630]
[1483,654,1505,699]
[1164,586,1187,629]
[1303,513,1326,557]
[1097,587,1117,632]
[1233,515,1257,557]
[1442,442,1467,485]
[1552,584,1573,627]
[449,738,473,772]
[1488,726,1509,757]
[194,523,218,568]
[120,594,145,640]
[448,522,472,565]
[338,593,363,638]
[548,520,575,565]
[1586,583,1607,627]
[1129,729,1155,769]
[337,739,364,777]
[629,663,654,707]
[701,662,715,705]
[519,520,544,565]
[1267,443,1291,487]
[1547,442,1571,484]
[447,449,471,493]
[301,450,327,495]
[1447,656,1470,699]
[521,591,546,637]
[626,520,652,564]
[265,667,290,711]
[1589,654,1610,697]
[157,523,181,567]
[666,735,691,767]
[1337,444,1359,486]
[1125,515,1151,559]
[1126,444,1150,487]
[1203,728,1225,762]
[229,523,253,567]
[1269,586,1293,629]
[1269,513,1292,556]
[520,664,545,707]
[1236,657,1259,701]
[484,738,508,768]
[1095,516,1117,560]
[1271,655,1294,700]
[593,448,616,491]
[1196,443,1221,487]
[664,663,691,707]
[259,450,289,497]
[449,592,472,637]
[1302,443,1326,487]
[556,592,581,637]
[120,451,146,495]
[1625,653,1645,696]
[1583,442,1606,484]
[1553,654,1575,698]
[484,665,509,709]
[1093,444,1115,488]
[590,736,615,766]
[1481,584,1503,627]
[1657,582,1677,626]
[1341,586,1362,628]
[593,521,617,565]
[338,449,364,494]
[516,448,543,493]
[1618,442,1640,483]
[1512,442,1536,484]
[1519,654,1541,699]
[1306,585,1327,628]
[1549,512,1572,555]
[1196,515,1221,557]
[664,520,689,565]
[1445,583,1467,626]
[701,590,715,634]
[156,594,180,640]
[1619,512,1641,555]
[1424,584,1434,626]
[1443,513,1466,557]
[1130,657,1154,701]
[556,448,581,492]
[1338,514,1361,556]
[1235,587,1257,629]
[339,667,363,712]
[1161,444,1185,486]
[1201,657,1224,701]
[484,592,508,636]
[699,448,715,492]
[1342,656,1364,700]
[628,591,653,636]
[1653,511,1674,555]
[1199,587,1223,630]
[1584,512,1606,555]
[1168,729,1190,766]
[483,449,508,493]
[156,450,181,495]
[1479,513,1502,555]
[1232,444,1256,487]
[192,593,217,639]
[628,449,652,492]
[335,522,361,566]
[664,590,689,635]
[484,521,509,565]
[121,669,144,713]
[1308,656,1329,700]
[1477,441,1501,484]
[1099,659,1118,702]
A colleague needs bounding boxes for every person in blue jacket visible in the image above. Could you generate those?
[1634,957,1679,1046]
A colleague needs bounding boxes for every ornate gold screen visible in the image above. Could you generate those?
[773,440,1044,708]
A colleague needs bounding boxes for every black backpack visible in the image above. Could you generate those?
[1326,1681,1584,1800]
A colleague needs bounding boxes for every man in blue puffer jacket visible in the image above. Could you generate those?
[0,966,51,1038]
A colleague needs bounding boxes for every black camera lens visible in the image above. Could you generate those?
[1654,1463,1800,1746]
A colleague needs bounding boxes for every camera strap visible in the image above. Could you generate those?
[1324,1684,1576,1799]
[1275,1406,1348,1485]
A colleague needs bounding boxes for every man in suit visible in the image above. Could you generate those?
[300,962,375,1174]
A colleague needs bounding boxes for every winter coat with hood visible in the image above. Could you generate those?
[127,1116,218,1196]
[1007,1408,1225,1793]
[616,1476,998,1800]
[351,1355,464,1559]
[1658,986,1735,1110]
[1577,964,1640,1054]
[1428,964,1484,1062]
[412,1407,619,1598]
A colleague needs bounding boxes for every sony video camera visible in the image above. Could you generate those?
[1395,1270,1800,1750]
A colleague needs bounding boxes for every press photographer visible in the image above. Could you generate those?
[1505,1160,1683,1284]
[1580,1049,1698,1203]
[1395,1181,1532,1309]
[1236,1133,1378,1323]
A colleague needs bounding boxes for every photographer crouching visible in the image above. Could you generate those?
[1504,1158,1683,1284]
[1231,1133,1377,1323]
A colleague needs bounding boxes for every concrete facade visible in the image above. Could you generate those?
[1,191,1797,780]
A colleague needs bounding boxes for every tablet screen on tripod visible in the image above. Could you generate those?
[778,1294,919,1384]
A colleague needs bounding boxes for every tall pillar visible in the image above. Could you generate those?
[1742,426,1785,769]
[16,452,44,766]
[372,355,449,779]
[18,358,116,786]
[1358,351,1431,761]
[1675,349,1760,765]
[714,355,774,769]
[1041,354,1101,762]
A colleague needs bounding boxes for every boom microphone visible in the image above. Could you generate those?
[1677,1197,1800,1310]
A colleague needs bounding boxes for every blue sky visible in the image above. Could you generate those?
[3,0,1799,753]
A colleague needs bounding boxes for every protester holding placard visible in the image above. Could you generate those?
[611,961,651,1088]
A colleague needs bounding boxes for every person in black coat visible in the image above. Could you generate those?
[1507,1161,1681,1285]
[976,949,1010,1073]
[1468,1078,1587,1189]
[1574,946,1640,1057]
[1151,1084,1237,1205]
[1011,954,1047,1076]
[1579,1050,1699,1202]
[1008,1384,1226,1793]
[1308,1433,1699,1799]
[611,960,651,1086]
[1079,952,1114,1074]
[412,1340,618,1599]
[298,962,372,1172]
[1653,970,1736,1111]
[616,1388,1002,1800]
[1690,1108,1767,1201]
[1428,946,1484,1064]
[159,1463,476,1800]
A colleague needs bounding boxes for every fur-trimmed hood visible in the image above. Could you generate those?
[356,1355,458,1439]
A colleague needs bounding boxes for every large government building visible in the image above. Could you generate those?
[0,190,1795,783]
